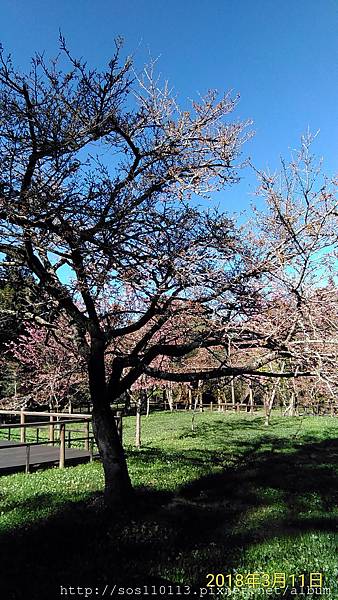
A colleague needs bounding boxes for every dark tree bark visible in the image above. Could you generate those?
[92,401,132,505]
[88,338,132,504]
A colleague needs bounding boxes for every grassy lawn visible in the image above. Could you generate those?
[0,411,337,599]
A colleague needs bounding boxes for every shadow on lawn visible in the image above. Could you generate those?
[0,424,337,599]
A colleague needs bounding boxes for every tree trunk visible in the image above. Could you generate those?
[264,389,273,426]
[249,382,254,415]
[92,401,132,506]
[264,362,285,425]
[89,339,132,507]
[167,385,174,412]
[135,397,141,448]
[217,387,221,412]
[188,386,192,410]
[231,378,236,406]
[146,389,151,417]
[264,404,270,426]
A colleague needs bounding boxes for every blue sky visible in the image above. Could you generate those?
[1,0,337,214]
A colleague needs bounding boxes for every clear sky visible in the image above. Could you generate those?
[1,0,337,214]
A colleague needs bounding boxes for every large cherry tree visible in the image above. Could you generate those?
[1,39,336,505]
[0,40,255,503]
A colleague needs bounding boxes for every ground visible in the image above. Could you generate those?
[0,411,337,599]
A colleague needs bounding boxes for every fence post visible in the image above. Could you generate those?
[25,445,30,474]
[59,423,65,468]
[84,420,90,451]
[20,410,26,443]
[249,383,254,415]
[49,415,54,445]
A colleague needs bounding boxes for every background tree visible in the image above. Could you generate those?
[0,260,46,400]
[0,261,42,348]
[6,318,86,410]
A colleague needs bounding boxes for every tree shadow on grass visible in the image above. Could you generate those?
[0,428,337,599]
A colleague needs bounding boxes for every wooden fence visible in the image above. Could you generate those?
[173,402,258,413]
[0,410,122,473]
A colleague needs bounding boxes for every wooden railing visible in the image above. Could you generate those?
[172,402,258,412]
[0,417,95,472]
[0,410,123,473]
[208,402,258,412]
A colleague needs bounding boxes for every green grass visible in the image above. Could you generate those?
[1,411,337,599]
